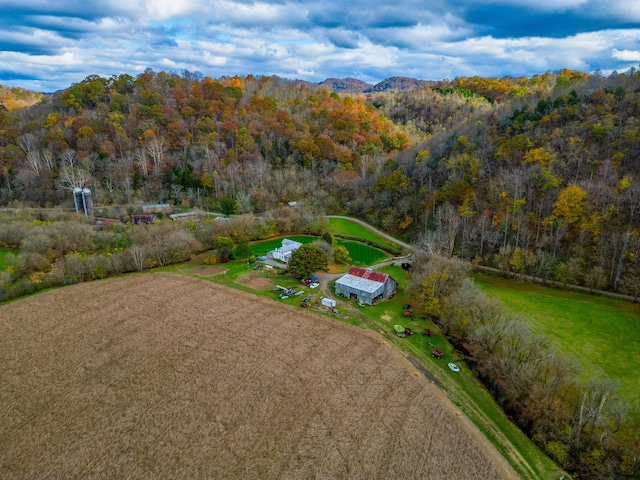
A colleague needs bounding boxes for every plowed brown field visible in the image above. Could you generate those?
[0,273,517,480]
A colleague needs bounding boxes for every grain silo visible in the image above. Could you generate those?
[73,187,93,216]
[73,187,84,213]
[82,188,93,216]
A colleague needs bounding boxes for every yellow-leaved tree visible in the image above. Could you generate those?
[548,184,587,228]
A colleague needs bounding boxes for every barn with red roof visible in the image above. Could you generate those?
[334,266,397,305]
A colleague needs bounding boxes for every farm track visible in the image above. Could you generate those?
[325,215,415,252]
[0,273,517,480]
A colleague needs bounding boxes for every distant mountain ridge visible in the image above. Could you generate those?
[316,76,432,93]
[2,75,431,99]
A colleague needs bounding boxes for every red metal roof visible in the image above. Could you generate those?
[347,266,388,283]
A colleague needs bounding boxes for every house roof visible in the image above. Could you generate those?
[347,266,388,284]
[276,238,303,254]
[335,274,384,294]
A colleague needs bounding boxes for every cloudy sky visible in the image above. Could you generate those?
[1,0,639,92]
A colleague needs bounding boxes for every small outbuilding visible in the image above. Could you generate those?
[131,214,157,224]
[321,297,336,308]
[334,266,397,305]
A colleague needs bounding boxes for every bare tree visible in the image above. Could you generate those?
[135,148,149,178]
[128,244,150,271]
[18,133,42,177]
[569,378,620,452]
[146,135,165,176]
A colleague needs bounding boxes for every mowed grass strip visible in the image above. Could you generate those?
[475,272,640,421]
[249,235,316,257]
[327,218,403,253]
[335,239,388,267]
[249,236,388,268]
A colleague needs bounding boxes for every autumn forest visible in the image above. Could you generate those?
[1,68,640,478]
[1,69,639,297]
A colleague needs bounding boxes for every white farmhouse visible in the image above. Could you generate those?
[270,238,303,262]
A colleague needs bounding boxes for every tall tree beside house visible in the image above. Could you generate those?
[287,243,328,279]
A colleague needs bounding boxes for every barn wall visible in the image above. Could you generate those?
[335,282,383,305]
[382,277,397,299]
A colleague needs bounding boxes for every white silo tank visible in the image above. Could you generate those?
[82,188,93,216]
[73,187,84,213]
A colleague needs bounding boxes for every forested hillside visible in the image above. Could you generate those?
[0,68,639,296]
[0,85,42,111]
[1,68,640,479]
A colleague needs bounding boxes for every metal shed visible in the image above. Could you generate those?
[334,267,397,305]
[321,297,336,308]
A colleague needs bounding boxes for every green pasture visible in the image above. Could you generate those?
[249,236,317,258]
[475,272,640,421]
[327,217,403,254]
[0,249,16,270]
[249,235,388,269]
[335,239,388,267]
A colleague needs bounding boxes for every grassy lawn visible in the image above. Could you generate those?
[335,239,388,267]
[249,235,388,269]
[475,272,640,422]
[0,249,17,270]
[327,218,403,254]
[249,235,317,258]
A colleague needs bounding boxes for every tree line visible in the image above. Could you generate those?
[409,253,639,479]
[0,206,324,302]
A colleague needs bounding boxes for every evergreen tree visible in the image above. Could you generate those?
[234,239,252,259]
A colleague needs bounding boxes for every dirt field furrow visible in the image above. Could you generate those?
[0,272,518,480]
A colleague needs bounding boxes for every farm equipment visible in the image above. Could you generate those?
[432,349,444,359]
[394,324,406,337]
[423,328,431,337]
[394,324,413,337]
[272,285,300,298]
[280,288,297,298]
